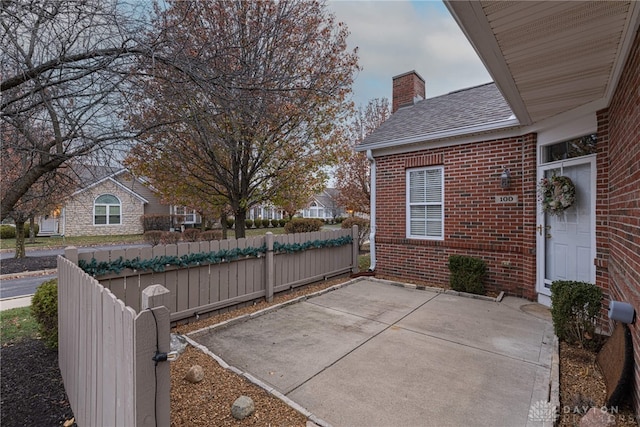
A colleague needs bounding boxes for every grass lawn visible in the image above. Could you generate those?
[0,306,39,344]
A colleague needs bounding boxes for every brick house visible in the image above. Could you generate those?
[39,166,199,237]
[357,1,640,413]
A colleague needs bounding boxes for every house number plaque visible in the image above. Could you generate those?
[495,195,518,203]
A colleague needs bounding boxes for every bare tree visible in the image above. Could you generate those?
[0,0,155,221]
[126,0,359,238]
[336,98,390,214]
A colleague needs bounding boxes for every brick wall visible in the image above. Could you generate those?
[604,26,640,415]
[64,180,145,237]
[374,134,538,299]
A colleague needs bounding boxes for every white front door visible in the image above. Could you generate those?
[537,156,596,302]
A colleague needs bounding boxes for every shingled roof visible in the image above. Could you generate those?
[357,82,518,151]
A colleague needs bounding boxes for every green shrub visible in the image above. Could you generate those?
[25,223,39,236]
[182,228,201,242]
[335,216,345,224]
[0,225,16,239]
[284,218,324,233]
[31,279,58,349]
[200,230,222,241]
[550,281,602,347]
[279,219,287,227]
[261,219,270,228]
[245,219,254,228]
[226,218,235,229]
[341,217,370,249]
[271,219,279,228]
[448,255,486,295]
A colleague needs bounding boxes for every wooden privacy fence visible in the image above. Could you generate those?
[58,257,171,427]
[68,227,359,322]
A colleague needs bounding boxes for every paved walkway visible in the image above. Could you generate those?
[191,279,555,427]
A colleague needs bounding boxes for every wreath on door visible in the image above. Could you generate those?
[538,175,576,216]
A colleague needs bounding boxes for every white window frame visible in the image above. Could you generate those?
[173,206,197,224]
[94,194,121,226]
[406,166,444,240]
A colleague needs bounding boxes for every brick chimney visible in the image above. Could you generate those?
[392,71,425,113]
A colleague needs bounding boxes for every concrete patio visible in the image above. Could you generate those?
[190,278,556,427]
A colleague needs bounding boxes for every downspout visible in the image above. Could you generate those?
[366,149,376,271]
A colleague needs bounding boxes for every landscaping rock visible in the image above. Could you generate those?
[231,395,255,420]
[580,407,616,427]
[185,365,204,383]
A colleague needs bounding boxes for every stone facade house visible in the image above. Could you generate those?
[39,166,176,237]
[358,1,640,414]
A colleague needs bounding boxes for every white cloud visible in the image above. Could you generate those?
[327,0,491,107]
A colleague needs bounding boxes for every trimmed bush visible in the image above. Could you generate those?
[341,217,370,249]
[279,219,287,227]
[141,214,173,231]
[161,231,181,245]
[226,218,235,229]
[25,223,39,236]
[284,218,323,233]
[144,230,164,246]
[448,255,486,295]
[261,219,270,228]
[31,279,58,349]
[200,230,222,241]
[245,219,254,229]
[182,228,201,242]
[550,280,602,347]
[270,219,279,228]
[0,225,16,239]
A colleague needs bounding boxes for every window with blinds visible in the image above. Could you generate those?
[406,166,444,239]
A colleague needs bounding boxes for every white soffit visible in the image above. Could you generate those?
[447,1,639,126]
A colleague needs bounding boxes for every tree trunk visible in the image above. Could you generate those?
[29,216,35,243]
[234,208,246,239]
[220,212,228,240]
[14,220,26,258]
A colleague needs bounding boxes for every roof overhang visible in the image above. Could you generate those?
[445,1,640,126]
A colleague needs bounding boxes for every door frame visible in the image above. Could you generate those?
[536,154,597,306]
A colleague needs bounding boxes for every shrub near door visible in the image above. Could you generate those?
[448,255,487,295]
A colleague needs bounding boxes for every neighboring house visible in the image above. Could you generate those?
[299,188,345,220]
[358,2,639,412]
[38,166,199,237]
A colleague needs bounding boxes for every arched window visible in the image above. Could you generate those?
[94,194,121,225]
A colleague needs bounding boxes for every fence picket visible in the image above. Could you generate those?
[188,242,200,309]
[176,243,190,312]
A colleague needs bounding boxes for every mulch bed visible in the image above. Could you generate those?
[1,256,57,275]
[0,339,75,427]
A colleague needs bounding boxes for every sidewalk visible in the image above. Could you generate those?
[0,294,32,311]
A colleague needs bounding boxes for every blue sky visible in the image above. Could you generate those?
[327,0,492,108]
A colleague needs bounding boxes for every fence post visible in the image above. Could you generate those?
[352,225,359,274]
[65,246,78,265]
[265,232,274,302]
[138,285,171,427]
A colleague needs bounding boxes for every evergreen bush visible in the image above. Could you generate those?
[245,219,254,228]
[261,219,270,228]
[550,280,602,347]
[271,219,279,228]
[0,225,16,239]
[279,219,287,227]
[448,255,487,295]
[31,279,58,349]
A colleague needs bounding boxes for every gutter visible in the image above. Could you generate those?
[366,149,376,272]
